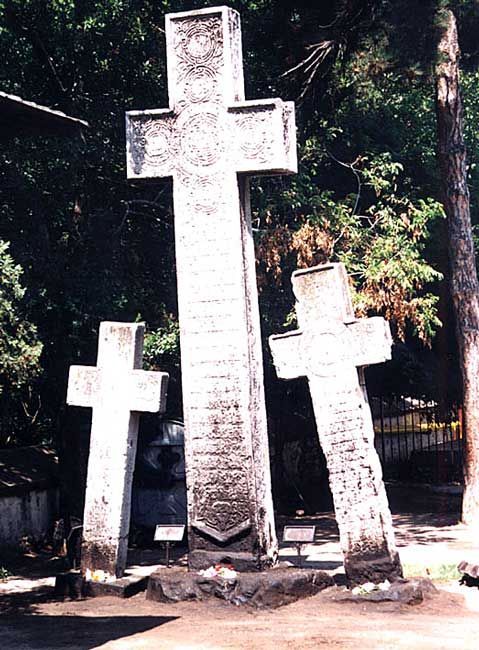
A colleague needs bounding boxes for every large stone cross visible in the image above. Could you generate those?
[126,6,297,570]
[269,264,402,584]
[67,321,169,578]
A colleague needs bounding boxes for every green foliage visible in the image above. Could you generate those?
[0,240,42,395]
[0,565,12,581]
[143,314,180,370]
[402,562,461,582]
[1,0,477,444]
[256,149,444,343]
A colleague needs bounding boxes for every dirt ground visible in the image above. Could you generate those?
[2,486,477,649]
[1,580,478,650]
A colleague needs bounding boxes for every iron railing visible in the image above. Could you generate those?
[371,395,463,484]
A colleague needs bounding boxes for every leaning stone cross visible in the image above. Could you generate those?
[269,264,402,584]
[67,321,169,578]
[126,6,297,569]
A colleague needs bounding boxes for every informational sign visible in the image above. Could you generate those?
[154,524,185,542]
[283,525,316,544]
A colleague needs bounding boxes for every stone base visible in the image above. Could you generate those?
[334,578,437,605]
[54,571,84,600]
[54,571,148,599]
[188,549,273,572]
[147,566,333,609]
[344,551,403,586]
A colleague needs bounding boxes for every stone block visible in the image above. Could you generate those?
[147,567,333,609]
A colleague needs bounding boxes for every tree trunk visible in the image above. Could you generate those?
[435,9,479,525]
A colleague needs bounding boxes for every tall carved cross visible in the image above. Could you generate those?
[269,264,402,584]
[126,6,297,570]
[67,322,169,578]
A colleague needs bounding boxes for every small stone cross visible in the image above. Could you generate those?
[67,321,168,578]
[125,6,297,569]
[269,264,402,584]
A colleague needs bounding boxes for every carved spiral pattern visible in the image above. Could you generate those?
[177,173,221,215]
[184,66,216,103]
[180,111,221,168]
[237,115,267,160]
[302,324,352,378]
[190,177,219,214]
[195,467,251,534]
[143,122,170,166]
[183,21,219,63]
[205,501,250,533]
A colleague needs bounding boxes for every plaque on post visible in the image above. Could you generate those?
[283,526,316,568]
[154,524,186,568]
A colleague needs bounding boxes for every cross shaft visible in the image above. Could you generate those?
[125,6,297,569]
[269,264,402,585]
[67,321,168,577]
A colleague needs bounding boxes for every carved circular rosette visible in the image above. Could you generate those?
[142,120,172,168]
[177,172,222,216]
[182,65,217,103]
[175,102,225,177]
[301,320,353,378]
[237,113,273,163]
[176,16,223,65]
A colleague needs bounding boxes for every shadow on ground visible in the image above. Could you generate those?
[0,587,56,615]
[0,614,178,650]
[392,512,461,547]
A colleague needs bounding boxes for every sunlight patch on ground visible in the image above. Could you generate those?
[0,576,55,594]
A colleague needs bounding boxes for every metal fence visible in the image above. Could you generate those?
[371,395,463,484]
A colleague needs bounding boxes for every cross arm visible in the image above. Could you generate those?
[227,99,297,175]
[126,109,176,180]
[128,370,169,413]
[269,330,306,380]
[347,317,393,368]
[67,366,101,408]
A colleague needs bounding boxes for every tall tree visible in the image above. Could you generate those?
[435,8,479,524]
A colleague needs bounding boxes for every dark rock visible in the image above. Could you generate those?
[334,577,437,605]
[54,571,84,599]
[344,551,403,587]
[146,566,333,609]
[147,569,203,602]
[234,568,333,608]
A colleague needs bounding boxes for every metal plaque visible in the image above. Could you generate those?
[154,524,185,542]
[283,525,316,543]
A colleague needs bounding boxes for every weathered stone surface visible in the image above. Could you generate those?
[269,263,402,585]
[187,550,274,573]
[232,568,333,608]
[334,578,437,605]
[67,322,169,578]
[126,6,297,568]
[84,574,149,599]
[147,567,333,608]
[55,571,149,599]
[0,446,59,547]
